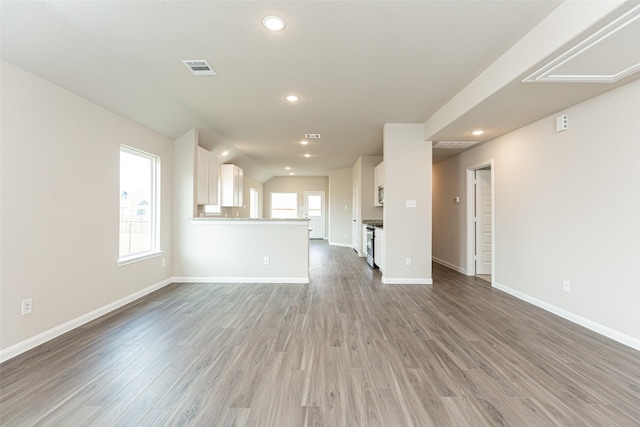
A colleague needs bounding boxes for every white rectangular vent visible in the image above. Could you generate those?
[432,141,478,149]
[304,134,321,139]
[182,60,216,76]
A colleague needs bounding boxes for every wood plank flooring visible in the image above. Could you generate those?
[1,241,639,426]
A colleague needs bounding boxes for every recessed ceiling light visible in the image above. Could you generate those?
[221,150,229,156]
[263,16,286,31]
[471,130,485,136]
[304,154,311,158]
[289,172,294,176]
[285,95,299,102]
[300,140,308,145]
[285,166,291,170]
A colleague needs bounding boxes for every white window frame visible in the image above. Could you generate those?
[118,145,161,266]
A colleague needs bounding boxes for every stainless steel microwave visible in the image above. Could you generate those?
[378,185,384,205]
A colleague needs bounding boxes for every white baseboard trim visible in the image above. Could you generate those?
[432,257,467,275]
[381,277,433,285]
[171,276,310,284]
[493,281,640,352]
[328,241,352,248]
[0,277,172,364]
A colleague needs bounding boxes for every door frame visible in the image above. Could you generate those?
[352,182,360,252]
[465,160,495,283]
[304,190,326,239]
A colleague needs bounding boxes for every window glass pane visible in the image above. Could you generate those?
[204,204,220,214]
[307,194,321,217]
[271,193,297,218]
[120,147,158,259]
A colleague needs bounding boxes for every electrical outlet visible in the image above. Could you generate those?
[264,256,270,265]
[563,280,570,293]
[406,257,412,266]
[556,114,568,132]
[22,298,33,316]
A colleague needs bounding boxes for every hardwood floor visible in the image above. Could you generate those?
[2,241,639,426]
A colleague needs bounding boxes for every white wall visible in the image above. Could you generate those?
[432,79,640,349]
[0,61,173,359]
[383,124,432,284]
[328,168,352,246]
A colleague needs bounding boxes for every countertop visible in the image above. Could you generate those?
[192,217,310,222]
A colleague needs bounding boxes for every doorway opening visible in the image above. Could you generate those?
[466,160,495,284]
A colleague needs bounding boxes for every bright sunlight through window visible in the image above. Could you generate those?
[119,146,159,263]
[271,193,297,218]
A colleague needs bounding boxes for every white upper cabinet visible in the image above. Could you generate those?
[220,164,244,207]
[197,146,219,205]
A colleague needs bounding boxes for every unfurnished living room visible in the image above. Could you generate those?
[1,1,639,426]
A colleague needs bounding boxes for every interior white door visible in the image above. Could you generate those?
[475,170,492,275]
[305,191,325,239]
[352,182,359,251]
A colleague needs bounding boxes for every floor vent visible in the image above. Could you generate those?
[182,60,216,76]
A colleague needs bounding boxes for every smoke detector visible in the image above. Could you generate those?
[182,60,216,76]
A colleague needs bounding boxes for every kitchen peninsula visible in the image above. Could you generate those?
[173,218,310,284]
[173,129,310,284]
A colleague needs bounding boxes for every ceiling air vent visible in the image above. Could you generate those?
[432,141,478,149]
[305,134,321,139]
[182,60,216,76]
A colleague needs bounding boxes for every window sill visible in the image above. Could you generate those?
[118,251,163,267]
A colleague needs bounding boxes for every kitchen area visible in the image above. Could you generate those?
[356,123,432,286]
[356,156,385,273]
[173,123,431,286]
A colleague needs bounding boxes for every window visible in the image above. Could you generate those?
[119,146,160,263]
[250,188,259,218]
[271,192,297,218]
[306,194,322,217]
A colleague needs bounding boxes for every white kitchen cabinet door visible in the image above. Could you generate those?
[208,154,219,205]
[197,146,219,206]
[221,164,244,207]
[375,227,384,272]
[362,225,368,256]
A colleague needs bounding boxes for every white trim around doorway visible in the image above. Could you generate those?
[465,160,495,284]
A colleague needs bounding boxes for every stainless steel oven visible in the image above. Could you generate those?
[366,226,375,267]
